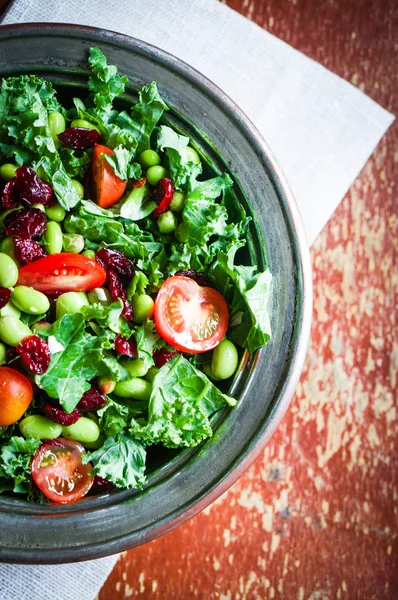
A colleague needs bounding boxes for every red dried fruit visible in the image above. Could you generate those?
[153,348,179,368]
[77,386,107,411]
[15,167,53,206]
[6,346,18,363]
[89,475,115,495]
[16,335,51,375]
[4,207,47,239]
[39,438,65,449]
[14,237,45,265]
[175,270,213,288]
[114,334,137,358]
[43,404,81,426]
[1,179,20,209]
[0,287,11,309]
[95,248,134,279]
[152,178,174,217]
[58,127,101,150]
[108,271,133,321]
[132,177,147,189]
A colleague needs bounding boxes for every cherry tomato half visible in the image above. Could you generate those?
[92,144,127,208]
[17,253,106,294]
[0,367,33,426]
[154,276,229,353]
[31,437,94,504]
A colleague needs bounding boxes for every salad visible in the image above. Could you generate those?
[0,48,272,505]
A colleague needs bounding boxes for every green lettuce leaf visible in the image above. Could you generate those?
[157,125,202,190]
[130,354,236,448]
[81,299,131,337]
[133,320,162,371]
[58,147,91,180]
[83,433,146,489]
[0,436,41,494]
[118,184,157,220]
[102,145,142,181]
[88,46,128,120]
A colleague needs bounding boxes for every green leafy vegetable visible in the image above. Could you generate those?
[81,299,131,337]
[133,320,162,371]
[102,145,142,181]
[118,183,157,220]
[157,125,202,190]
[0,436,40,494]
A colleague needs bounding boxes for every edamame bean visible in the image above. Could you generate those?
[97,375,116,395]
[45,202,66,222]
[0,301,21,319]
[62,417,100,444]
[83,433,106,450]
[48,111,66,144]
[114,377,152,400]
[0,163,18,181]
[63,233,84,253]
[19,415,62,440]
[88,287,112,306]
[145,366,158,383]
[202,363,221,381]
[132,294,154,323]
[186,146,201,164]
[11,286,50,315]
[71,119,100,132]
[0,237,16,260]
[56,292,90,319]
[0,342,6,365]
[146,165,168,186]
[0,252,18,287]
[175,222,188,243]
[138,149,161,169]
[82,250,96,259]
[43,221,63,255]
[71,179,84,199]
[211,339,239,380]
[120,357,148,378]
[157,210,177,234]
[0,316,32,346]
[170,191,186,212]
[32,320,52,335]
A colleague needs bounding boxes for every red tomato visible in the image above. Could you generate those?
[31,437,94,504]
[154,276,229,353]
[17,253,106,294]
[91,144,127,208]
[0,367,33,426]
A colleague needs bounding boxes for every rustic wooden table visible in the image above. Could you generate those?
[98,0,397,598]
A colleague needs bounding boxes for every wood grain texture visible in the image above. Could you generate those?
[99,0,397,598]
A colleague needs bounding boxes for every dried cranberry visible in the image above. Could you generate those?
[114,334,137,358]
[0,287,11,309]
[14,237,45,265]
[89,475,115,495]
[95,248,134,279]
[43,404,81,426]
[16,335,51,374]
[15,167,53,206]
[1,179,20,209]
[175,270,214,288]
[153,348,179,368]
[6,346,18,363]
[152,178,174,217]
[108,271,133,321]
[4,207,46,239]
[58,127,101,150]
[77,386,107,411]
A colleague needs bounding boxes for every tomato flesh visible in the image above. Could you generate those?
[154,276,229,353]
[0,367,33,426]
[92,144,127,208]
[31,437,94,504]
[17,253,106,294]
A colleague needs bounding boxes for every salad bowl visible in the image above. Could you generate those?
[0,23,311,563]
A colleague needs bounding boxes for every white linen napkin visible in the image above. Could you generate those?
[0,0,394,598]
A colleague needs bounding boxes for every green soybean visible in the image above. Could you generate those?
[120,358,148,378]
[132,294,154,323]
[0,163,18,181]
[202,362,221,381]
[11,286,50,315]
[0,252,18,287]
[170,190,186,212]
[88,287,112,306]
[211,339,239,380]
[71,119,100,132]
[63,233,84,253]
[62,417,100,444]
[0,237,16,259]
[145,366,159,383]
[114,377,152,401]
[175,222,188,243]
[83,433,106,450]
[146,165,168,186]
[0,342,6,365]
[0,301,21,319]
[97,375,116,395]
[45,202,66,222]
[157,210,177,234]
[19,415,62,440]
[71,180,84,199]
[48,111,66,145]
[0,316,32,346]
[82,250,96,259]
[32,321,52,335]
[186,146,201,164]
[56,292,90,319]
[43,221,63,255]
[138,149,161,169]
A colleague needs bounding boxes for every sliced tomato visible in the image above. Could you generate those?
[154,276,229,353]
[92,144,127,208]
[17,253,106,294]
[31,437,94,504]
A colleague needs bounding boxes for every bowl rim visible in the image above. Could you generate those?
[0,22,312,563]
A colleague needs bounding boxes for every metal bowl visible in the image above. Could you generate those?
[0,23,312,563]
